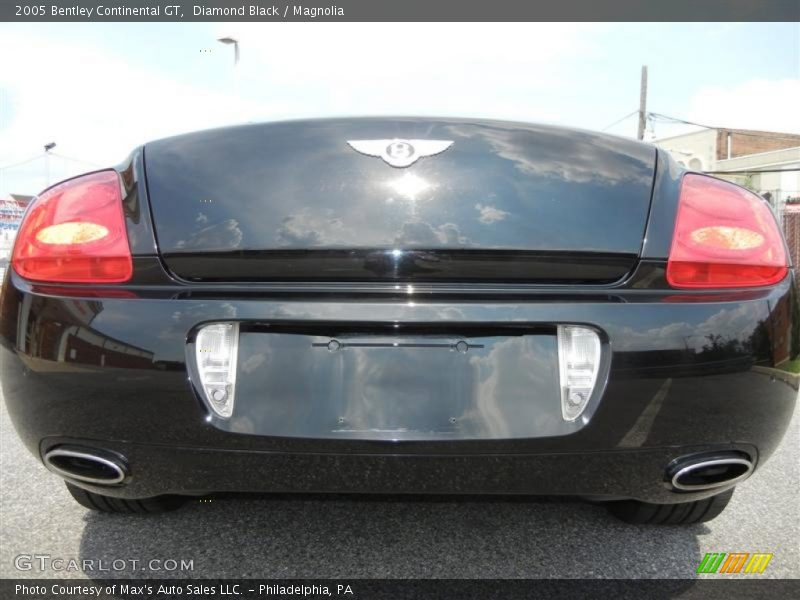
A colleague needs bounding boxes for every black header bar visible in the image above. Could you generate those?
[3,0,800,22]
[3,578,800,600]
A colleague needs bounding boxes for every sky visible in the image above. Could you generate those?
[1,22,798,197]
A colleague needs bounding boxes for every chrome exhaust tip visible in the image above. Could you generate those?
[668,453,753,492]
[44,447,127,485]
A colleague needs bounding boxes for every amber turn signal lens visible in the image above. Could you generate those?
[35,222,110,245]
[688,226,764,251]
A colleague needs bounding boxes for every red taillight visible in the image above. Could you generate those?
[12,170,132,283]
[666,174,788,289]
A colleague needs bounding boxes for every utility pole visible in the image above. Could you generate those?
[44,142,56,186]
[637,66,648,141]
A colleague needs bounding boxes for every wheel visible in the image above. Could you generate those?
[607,488,734,525]
[65,482,187,514]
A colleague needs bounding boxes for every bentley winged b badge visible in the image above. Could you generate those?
[347,139,453,168]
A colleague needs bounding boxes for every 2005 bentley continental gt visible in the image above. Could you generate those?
[1,118,796,523]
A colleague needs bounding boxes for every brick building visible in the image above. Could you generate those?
[712,129,800,161]
[655,128,800,174]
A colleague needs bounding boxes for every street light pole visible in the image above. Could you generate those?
[217,37,239,66]
[217,37,242,122]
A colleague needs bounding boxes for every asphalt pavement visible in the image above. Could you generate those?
[1,386,798,580]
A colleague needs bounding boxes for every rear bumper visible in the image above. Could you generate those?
[36,438,759,504]
[1,271,797,503]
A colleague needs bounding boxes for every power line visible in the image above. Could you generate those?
[0,154,44,171]
[649,112,800,143]
[49,152,102,168]
[0,151,103,174]
[601,110,638,132]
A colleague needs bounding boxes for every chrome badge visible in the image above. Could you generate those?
[347,139,453,168]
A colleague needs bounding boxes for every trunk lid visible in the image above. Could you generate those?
[144,118,656,283]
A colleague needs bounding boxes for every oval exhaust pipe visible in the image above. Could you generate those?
[669,453,753,492]
[44,447,127,485]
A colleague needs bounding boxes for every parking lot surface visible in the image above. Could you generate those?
[1,386,797,580]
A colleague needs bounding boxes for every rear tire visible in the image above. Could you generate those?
[607,488,734,525]
[65,482,187,514]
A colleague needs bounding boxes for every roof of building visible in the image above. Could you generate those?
[9,194,33,206]
[655,127,800,143]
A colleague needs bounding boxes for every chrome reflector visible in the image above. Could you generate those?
[557,325,601,421]
[195,323,239,418]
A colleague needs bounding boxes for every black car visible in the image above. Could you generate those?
[1,118,796,524]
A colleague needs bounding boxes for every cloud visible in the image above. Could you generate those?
[448,123,652,185]
[3,22,796,202]
[394,220,469,246]
[466,336,558,437]
[273,203,470,247]
[613,303,765,352]
[174,219,243,250]
[277,213,326,246]
[686,79,800,134]
[3,23,598,196]
[0,28,265,196]
[475,203,509,224]
[221,23,601,113]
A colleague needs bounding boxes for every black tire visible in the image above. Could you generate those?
[607,488,735,525]
[65,482,187,514]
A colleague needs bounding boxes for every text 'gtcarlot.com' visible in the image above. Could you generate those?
[14,554,194,572]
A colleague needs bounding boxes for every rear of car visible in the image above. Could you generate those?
[1,118,796,523]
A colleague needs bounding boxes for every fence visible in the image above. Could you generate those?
[0,196,27,282]
[764,190,800,275]
[0,235,12,281]
[781,206,800,273]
